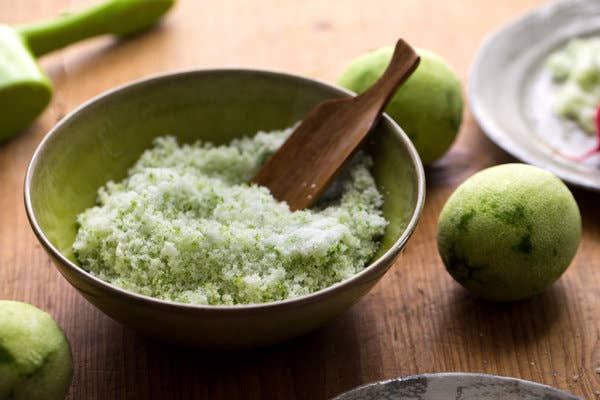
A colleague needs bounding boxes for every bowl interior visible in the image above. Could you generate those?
[29,69,421,270]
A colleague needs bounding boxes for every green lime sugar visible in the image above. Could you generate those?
[547,37,600,134]
[73,128,387,305]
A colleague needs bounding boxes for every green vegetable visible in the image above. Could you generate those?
[0,0,175,141]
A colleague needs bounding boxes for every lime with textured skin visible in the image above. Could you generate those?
[337,47,463,165]
[0,301,72,400]
[437,164,581,302]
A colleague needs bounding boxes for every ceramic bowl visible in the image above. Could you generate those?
[333,373,581,400]
[25,69,424,349]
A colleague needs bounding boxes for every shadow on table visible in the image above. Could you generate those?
[425,117,517,189]
[572,187,600,229]
[80,306,361,400]
[108,283,568,399]
[435,282,567,350]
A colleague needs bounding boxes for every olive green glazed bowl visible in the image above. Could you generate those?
[25,69,425,349]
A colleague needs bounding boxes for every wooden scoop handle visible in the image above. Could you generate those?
[354,39,421,115]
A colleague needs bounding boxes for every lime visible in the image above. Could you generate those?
[338,46,463,165]
[437,164,581,302]
[0,300,73,400]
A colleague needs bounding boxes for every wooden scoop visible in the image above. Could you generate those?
[251,39,420,211]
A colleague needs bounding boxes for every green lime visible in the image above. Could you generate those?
[0,300,73,400]
[437,164,581,302]
[337,46,463,165]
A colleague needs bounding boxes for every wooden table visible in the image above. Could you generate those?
[1,1,599,398]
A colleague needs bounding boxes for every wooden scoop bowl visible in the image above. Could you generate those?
[251,39,420,211]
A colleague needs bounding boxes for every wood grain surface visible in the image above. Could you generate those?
[1,1,599,399]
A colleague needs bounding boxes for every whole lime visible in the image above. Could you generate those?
[437,164,581,302]
[337,46,463,165]
[0,301,73,400]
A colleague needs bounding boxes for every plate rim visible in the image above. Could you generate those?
[468,0,600,192]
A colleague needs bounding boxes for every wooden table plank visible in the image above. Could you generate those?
[1,1,599,399]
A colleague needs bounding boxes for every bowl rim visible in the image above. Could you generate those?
[24,67,425,313]
[332,372,582,399]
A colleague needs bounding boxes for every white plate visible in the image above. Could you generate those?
[469,0,600,191]
[333,373,581,400]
